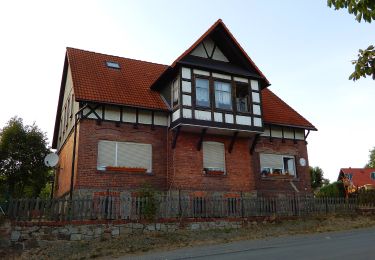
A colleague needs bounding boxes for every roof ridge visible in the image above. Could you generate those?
[66,47,168,67]
[264,88,317,130]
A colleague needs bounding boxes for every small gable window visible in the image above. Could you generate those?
[106,61,120,69]
[371,172,375,180]
[345,173,353,180]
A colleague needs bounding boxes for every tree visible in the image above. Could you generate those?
[310,166,329,190]
[365,146,375,168]
[327,0,375,80]
[0,117,51,198]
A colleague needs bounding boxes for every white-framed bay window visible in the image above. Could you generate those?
[97,140,152,173]
[196,78,210,107]
[214,81,232,110]
[203,141,226,173]
[260,153,296,177]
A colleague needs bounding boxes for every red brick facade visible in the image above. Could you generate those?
[253,137,311,196]
[55,119,312,198]
[73,120,168,192]
[167,131,256,192]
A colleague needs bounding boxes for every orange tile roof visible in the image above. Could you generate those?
[66,48,315,130]
[67,47,169,111]
[262,88,316,130]
[340,168,375,187]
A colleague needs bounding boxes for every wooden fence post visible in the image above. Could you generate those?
[240,192,244,218]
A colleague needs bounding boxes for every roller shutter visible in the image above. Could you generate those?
[203,141,225,171]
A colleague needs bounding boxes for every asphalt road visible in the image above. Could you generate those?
[121,227,375,260]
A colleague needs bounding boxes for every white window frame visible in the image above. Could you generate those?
[195,78,210,107]
[235,83,249,112]
[260,153,296,177]
[97,140,152,173]
[214,81,232,110]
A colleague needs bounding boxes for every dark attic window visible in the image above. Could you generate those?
[106,61,120,69]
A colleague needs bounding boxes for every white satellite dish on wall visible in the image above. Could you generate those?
[299,158,306,167]
[44,153,59,167]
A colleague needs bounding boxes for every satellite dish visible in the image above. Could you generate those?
[44,153,59,167]
[299,158,306,167]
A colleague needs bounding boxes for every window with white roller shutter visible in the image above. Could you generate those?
[203,141,225,172]
[97,140,152,173]
[97,141,116,170]
[260,153,296,176]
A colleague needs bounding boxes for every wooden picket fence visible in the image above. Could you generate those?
[5,195,367,222]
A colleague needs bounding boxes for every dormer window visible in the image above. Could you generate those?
[214,81,232,110]
[170,68,263,129]
[196,78,210,107]
[236,83,249,112]
[106,61,120,69]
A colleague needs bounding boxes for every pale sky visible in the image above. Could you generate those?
[0,1,374,182]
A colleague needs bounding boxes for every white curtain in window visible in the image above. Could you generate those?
[172,79,179,104]
[203,141,225,171]
[196,78,209,106]
[215,81,231,109]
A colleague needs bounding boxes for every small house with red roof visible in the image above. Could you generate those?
[52,20,317,198]
[338,168,375,191]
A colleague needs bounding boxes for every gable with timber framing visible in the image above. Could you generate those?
[190,36,229,62]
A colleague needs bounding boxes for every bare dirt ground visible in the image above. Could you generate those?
[3,215,375,260]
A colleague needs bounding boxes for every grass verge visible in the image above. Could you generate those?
[3,214,375,259]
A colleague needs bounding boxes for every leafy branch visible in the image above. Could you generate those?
[327,0,375,81]
[350,45,375,80]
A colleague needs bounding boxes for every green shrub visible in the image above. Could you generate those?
[137,183,159,220]
[39,182,52,199]
[316,181,345,197]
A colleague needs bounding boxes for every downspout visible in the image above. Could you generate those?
[69,104,88,200]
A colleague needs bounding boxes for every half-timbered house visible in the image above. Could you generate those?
[52,19,317,198]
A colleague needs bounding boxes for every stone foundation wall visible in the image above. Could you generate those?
[3,217,276,250]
